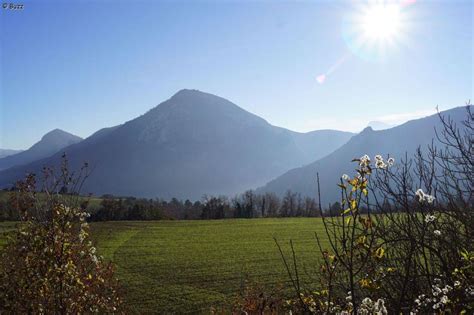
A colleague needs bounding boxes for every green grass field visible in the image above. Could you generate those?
[0,218,329,313]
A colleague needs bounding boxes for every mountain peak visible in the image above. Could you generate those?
[367,121,395,130]
[147,89,265,125]
[360,126,374,134]
[169,89,227,104]
[42,128,70,138]
[172,88,202,97]
[40,129,82,143]
[0,129,83,171]
[135,89,269,142]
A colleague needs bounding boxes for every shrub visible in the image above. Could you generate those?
[0,158,124,313]
[274,106,473,314]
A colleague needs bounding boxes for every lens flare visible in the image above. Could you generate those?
[316,74,326,84]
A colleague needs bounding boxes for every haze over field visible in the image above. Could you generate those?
[0,87,470,203]
[0,90,354,199]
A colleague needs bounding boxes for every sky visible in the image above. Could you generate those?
[1,0,472,150]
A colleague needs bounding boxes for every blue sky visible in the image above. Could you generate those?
[1,0,472,149]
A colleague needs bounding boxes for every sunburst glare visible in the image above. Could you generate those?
[341,0,415,62]
[362,4,401,40]
[317,1,416,84]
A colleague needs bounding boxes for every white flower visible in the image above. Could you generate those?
[424,194,435,204]
[387,157,395,166]
[374,154,383,161]
[357,297,387,315]
[434,230,441,236]
[359,154,371,168]
[79,230,87,242]
[361,297,371,304]
[375,159,387,169]
[415,189,435,204]
[91,254,99,264]
[440,295,448,304]
[454,281,461,287]
[443,285,452,293]
[425,215,436,223]
[415,189,425,202]
[374,299,387,315]
[342,174,350,181]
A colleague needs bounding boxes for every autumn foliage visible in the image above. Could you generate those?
[0,162,124,313]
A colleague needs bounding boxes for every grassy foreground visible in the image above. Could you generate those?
[0,218,329,313]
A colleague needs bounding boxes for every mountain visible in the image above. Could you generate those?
[259,106,471,206]
[0,149,23,159]
[0,89,353,199]
[0,129,83,171]
[367,121,395,130]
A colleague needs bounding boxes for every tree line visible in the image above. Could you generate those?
[91,189,321,221]
[0,189,322,221]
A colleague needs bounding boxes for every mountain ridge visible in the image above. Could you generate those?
[258,106,471,205]
[0,90,353,199]
[0,129,83,171]
[0,149,23,159]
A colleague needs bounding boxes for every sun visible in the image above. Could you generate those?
[362,4,401,40]
[340,1,414,62]
[318,0,415,83]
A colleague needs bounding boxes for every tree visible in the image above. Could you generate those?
[281,190,297,217]
[201,195,228,219]
[233,190,256,218]
[303,196,319,217]
[327,201,342,217]
[264,192,281,217]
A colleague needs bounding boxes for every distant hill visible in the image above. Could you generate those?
[0,149,23,159]
[0,129,83,171]
[259,106,471,206]
[367,121,395,130]
[0,89,352,199]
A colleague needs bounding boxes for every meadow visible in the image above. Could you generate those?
[0,218,329,313]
